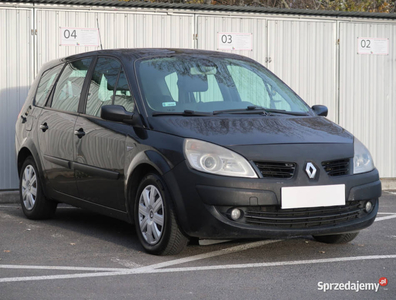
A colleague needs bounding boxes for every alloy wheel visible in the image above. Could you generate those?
[138,185,165,245]
[21,165,37,210]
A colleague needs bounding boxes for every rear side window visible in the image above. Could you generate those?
[51,58,92,113]
[35,64,63,107]
[86,57,121,116]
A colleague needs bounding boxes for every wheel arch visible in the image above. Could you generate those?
[124,150,171,222]
[17,141,49,198]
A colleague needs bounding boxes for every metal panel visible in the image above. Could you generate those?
[4,0,396,20]
[339,22,396,178]
[197,15,267,65]
[267,20,338,122]
[36,9,194,72]
[0,7,33,189]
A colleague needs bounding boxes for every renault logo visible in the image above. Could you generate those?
[305,162,317,179]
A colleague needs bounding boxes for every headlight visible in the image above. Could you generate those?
[353,138,374,174]
[184,139,258,178]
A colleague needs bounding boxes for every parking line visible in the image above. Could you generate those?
[0,265,128,272]
[375,215,396,222]
[147,254,396,274]
[137,240,281,271]
[1,254,395,283]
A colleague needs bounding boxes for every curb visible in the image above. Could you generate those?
[0,191,19,204]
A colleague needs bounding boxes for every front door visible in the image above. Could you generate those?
[73,57,135,211]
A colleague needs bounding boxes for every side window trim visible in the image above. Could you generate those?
[46,63,67,108]
[112,67,122,105]
[78,56,98,114]
[33,63,65,107]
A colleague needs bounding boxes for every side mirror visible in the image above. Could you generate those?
[311,105,328,117]
[101,105,142,126]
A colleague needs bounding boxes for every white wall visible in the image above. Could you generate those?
[0,7,33,189]
[0,4,395,189]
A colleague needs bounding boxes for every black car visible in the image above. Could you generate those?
[15,49,381,255]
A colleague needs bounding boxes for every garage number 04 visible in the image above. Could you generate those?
[64,29,77,39]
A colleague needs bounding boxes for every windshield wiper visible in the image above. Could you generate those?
[265,109,309,116]
[213,106,269,115]
[152,110,212,117]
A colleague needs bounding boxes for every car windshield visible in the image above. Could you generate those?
[136,56,310,115]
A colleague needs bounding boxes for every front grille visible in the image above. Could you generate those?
[322,159,350,176]
[254,161,296,179]
[243,201,366,229]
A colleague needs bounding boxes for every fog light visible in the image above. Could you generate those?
[231,208,242,220]
[365,201,373,213]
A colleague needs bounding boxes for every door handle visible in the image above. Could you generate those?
[40,123,48,132]
[74,128,85,138]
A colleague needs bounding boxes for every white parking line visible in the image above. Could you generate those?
[138,240,280,270]
[375,215,396,222]
[0,265,128,272]
[0,240,280,283]
[148,254,396,274]
[1,254,395,283]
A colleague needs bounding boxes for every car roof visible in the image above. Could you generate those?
[42,48,255,69]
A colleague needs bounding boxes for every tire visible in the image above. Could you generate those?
[134,173,188,255]
[312,232,359,244]
[19,157,57,220]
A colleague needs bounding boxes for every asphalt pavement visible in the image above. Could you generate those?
[1,191,395,300]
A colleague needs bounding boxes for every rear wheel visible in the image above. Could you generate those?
[312,232,359,244]
[134,173,188,255]
[19,157,57,219]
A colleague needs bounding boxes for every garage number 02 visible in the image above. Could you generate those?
[360,39,371,49]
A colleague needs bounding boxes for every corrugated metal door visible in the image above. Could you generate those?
[196,15,267,65]
[0,8,33,189]
[267,20,338,122]
[339,22,396,178]
[36,9,194,73]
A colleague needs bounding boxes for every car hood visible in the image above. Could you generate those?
[148,115,353,146]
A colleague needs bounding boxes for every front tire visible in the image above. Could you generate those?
[312,232,359,244]
[19,157,57,220]
[134,173,188,255]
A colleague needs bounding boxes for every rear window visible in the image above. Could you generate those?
[35,64,63,107]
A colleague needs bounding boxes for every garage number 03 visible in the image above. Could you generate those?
[221,34,232,44]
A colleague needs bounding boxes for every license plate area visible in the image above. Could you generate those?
[281,184,345,209]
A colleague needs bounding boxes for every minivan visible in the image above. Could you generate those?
[15,49,382,255]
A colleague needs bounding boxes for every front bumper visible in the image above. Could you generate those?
[163,161,381,239]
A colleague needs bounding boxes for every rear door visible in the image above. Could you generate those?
[37,58,93,197]
[73,57,135,211]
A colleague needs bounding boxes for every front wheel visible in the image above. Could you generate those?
[19,157,57,220]
[312,232,359,244]
[134,173,188,255]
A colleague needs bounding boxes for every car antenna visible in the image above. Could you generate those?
[97,16,103,50]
